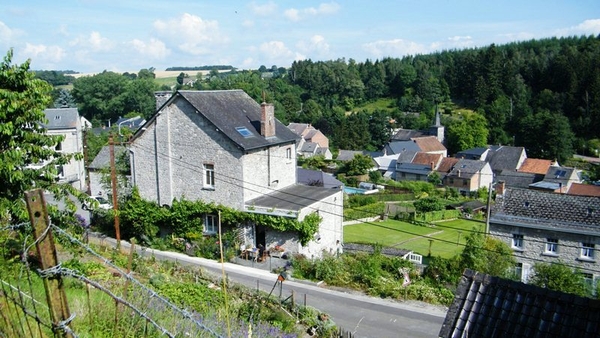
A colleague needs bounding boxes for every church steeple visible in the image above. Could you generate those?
[429,111,444,145]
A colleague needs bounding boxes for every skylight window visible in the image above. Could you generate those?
[555,170,566,177]
[236,127,253,138]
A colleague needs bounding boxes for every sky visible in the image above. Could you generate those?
[1,1,600,73]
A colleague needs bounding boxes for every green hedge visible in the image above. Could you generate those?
[415,209,461,222]
[343,202,385,221]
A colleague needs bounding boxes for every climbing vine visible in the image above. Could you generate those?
[117,190,323,246]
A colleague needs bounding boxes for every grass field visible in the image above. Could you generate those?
[344,218,484,259]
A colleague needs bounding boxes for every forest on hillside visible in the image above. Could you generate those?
[41,35,600,162]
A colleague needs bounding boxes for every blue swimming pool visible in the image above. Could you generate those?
[344,186,368,195]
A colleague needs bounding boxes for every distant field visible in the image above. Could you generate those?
[353,98,397,113]
[344,218,484,259]
[71,70,211,79]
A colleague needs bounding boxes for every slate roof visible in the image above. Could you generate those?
[88,145,127,170]
[439,269,600,338]
[543,166,579,182]
[43,108,80,129]
[336,150,365,162]
[518,158,552,175]
[373,154,400,171]
[245,184,340,212]
[385,140,421,155]
[299,141,318,154]
[391,128,425,141]
[297,168,343,189]
[396,150,418,163]
[411,136,446,152]
[495,170,543,189]
[487,146,525,173]
[567,183,600,197]
[455,147,489,160]
[137,90,299,151]
[446,159,489,179]
[396,162,433,175]
[490,187,600,235]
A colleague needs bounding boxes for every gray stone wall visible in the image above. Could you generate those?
[242,144,296,201]
[131,98,245,208]
[490,223,599,279]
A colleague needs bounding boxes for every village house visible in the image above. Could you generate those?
[442,158,493,194]
[489,184,600,285]
[287,123,332,160]
[87,145,127,197]
[39,108,89,191]
[128,90,343,258]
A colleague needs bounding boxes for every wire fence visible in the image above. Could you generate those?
[0,191,349,338]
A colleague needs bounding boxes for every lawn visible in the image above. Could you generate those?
[344,218,484,259]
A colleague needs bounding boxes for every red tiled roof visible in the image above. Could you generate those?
[437,157,459,173]
[518,158,552,175]
[412,152,442,167]
[411,136,446,152]
[567,183,600,197]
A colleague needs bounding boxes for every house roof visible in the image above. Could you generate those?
[136,90,299,151]
[495,170,543,189]
[412,152,442,167]
[43,108,80,129]
[528,181,563,191]
[437,157,460,174]
[287,122,310,136]
[88,145,127,170]
[439,269,600,338]
[455,147,489,160]
[385,140,421,155]
[297,168,343,189]
[373,154,400,171]
[487,146,525,172]
[446,159,489,179]
[491,187,600,234]
[396,162,433,175]
[336,150,365,162]
[391,129,425,141]
[116,115,146,131]
[411,136,446,152]
[245,184,340,212]
[518,158,552,175]
[396,150,418,163]
[543,166,579,182]
[299,142,318,154]
[568,183,600,197]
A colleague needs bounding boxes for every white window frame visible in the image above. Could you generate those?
[512,234,524,250]
[204,214,217,234]
[581,243,595,260]
[286,147,292,159]
[545,238,558,255]
[203,163,215,189]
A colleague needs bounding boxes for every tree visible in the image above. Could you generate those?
[529,263,587,297]
[342,154,374,176]
[71,71,130,124]
[446,113,489,154]
[0,49,80,222]
[460,230,515,278]
[413,197,444,213]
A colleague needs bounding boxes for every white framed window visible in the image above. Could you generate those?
[545,238,558,255]
[286,147,292,159]
[203,163,215,188]
[512,234,524,250]
[581,243,595,260]
[204,214,217,234]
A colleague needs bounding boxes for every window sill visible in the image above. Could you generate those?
[577,257,596,263]
[542,252,559,257]
[512,247,524,252]
[202,187,215,191]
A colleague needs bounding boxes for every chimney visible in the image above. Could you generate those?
[457,170,461,178]
[430,162,434,170]
[495,181,506,196]
[261,102,276,138]
[154,91,173,110]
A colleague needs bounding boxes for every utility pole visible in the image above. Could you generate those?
[109,135,121,248]
[485,181,494,235]
[83,127,91,195]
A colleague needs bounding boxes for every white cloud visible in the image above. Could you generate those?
[22,43,65,63]
[130,38,170,59]
[258,40,304,66]
[296,35,331,58]
[154,13,228,55]
[556,19,600,36]
[242,20,255,28]
[444,35,475,49]
[363,39,429,58]
[284,2,340,21]
[70,31,113,52]
[249,1,277,16]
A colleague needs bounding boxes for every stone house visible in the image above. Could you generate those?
[40,108,89,191]
[489,185,600,285]
[87,145,127,197]
[287,123,332,160]
[128,90,343,258]
[442,158,493,194]
[529,165,581,193]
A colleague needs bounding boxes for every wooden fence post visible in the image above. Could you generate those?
[25,189,72,337]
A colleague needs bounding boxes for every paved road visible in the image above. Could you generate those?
[92,235,447,338]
